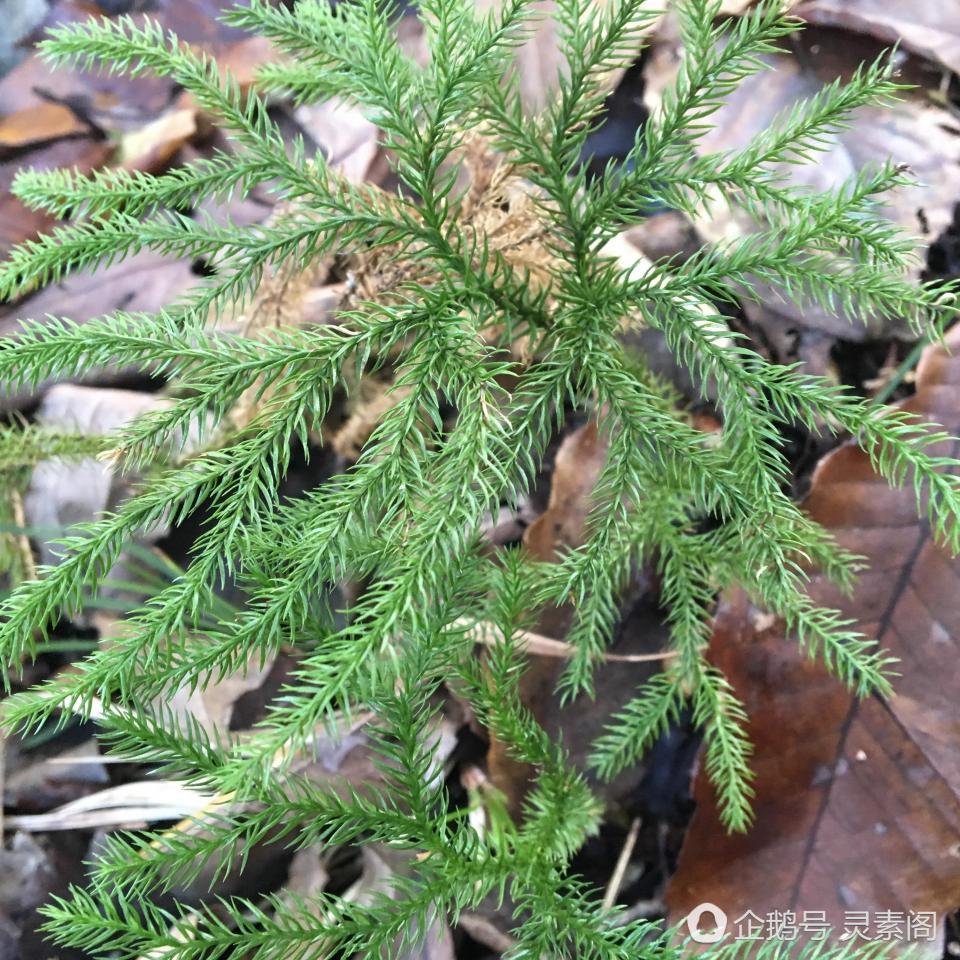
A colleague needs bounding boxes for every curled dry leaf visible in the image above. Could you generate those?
[4,780,220,832]
[794,1,960,76]
[666,325,960,942]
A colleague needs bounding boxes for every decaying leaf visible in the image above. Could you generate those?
[0,102,89,149]
[118,107,197,171]
[795,1,960,76]
[0,0,278,276]
[341,847,456,960]
[666,325,960,942]
[4,780,219,832]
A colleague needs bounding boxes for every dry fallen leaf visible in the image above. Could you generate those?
[119,107,197,171]
[524,419,609,564]
[794,1,960,76]
[0,135,111,262]
[666,325,960,943]
[0,102,89,149]
[293,97,380,184]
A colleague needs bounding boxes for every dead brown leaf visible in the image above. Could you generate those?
[717,0,761,12]
[118,107,198,171]
[523,419,608,565]
[795,1,960,76]
[0,136,111,263]
[0,102,89,150]
[666,325,960,940]
[166,657,276,740]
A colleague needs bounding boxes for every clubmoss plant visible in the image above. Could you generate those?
[0,0,958,956]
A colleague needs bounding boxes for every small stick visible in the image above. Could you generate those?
[603,816,642,911]
[10,490,36,583]
[461,619,676,663]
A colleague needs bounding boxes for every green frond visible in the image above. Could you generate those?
[590,671,684,781]
[0,425,110,472]
[12,152,275,220]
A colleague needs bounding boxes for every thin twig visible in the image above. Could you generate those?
[9,489,36,583]
[461,619,677,663]
[602,816,642,910]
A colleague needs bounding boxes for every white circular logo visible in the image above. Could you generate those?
[685,903,729,944]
